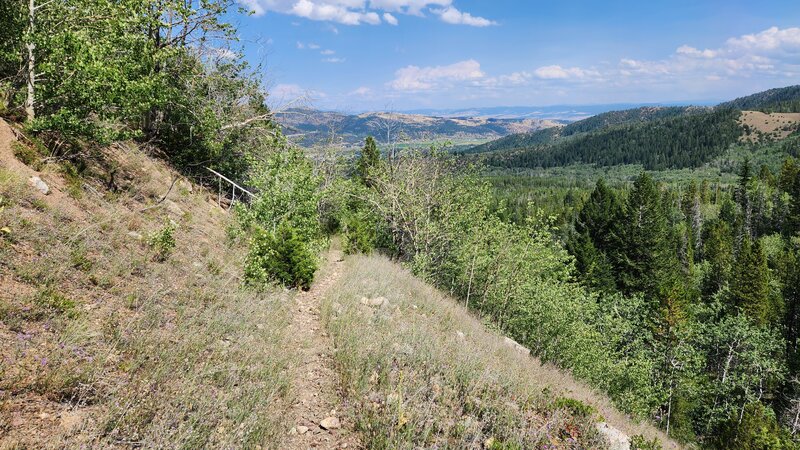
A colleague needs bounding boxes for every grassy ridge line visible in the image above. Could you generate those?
[0,124,294,448]
[320,254,674,449]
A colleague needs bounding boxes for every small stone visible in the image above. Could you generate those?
[289,427,297,435]
[28,176,49,195]
[456,331,466,341]
[360,296,387,307]
[503,336,530,356]
[319,416,340,430]
[127,231,143,240]
[39,412,51,419]
[297,425,309,434]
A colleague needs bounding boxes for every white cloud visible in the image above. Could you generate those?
[323,57,346,63]
[390,59,484,90]
[616,26,800,80]
[383,12,398,25]
[533,65,598,80]
[239,0,495,27]
[320,49,336,55]
[676,45,717,59]
[297,41,322,50]
[349,86,373,96]
[434,6,496,27]
[726,26,800,54]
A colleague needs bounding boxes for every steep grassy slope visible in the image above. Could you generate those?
[321,254,677,449]
[0,120,293,448]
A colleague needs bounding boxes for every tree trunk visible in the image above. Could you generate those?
[25,0,35,122]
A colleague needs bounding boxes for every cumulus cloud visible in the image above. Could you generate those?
[239,0,495,27]
[434,6,496,27]
[533,65,599,80]
[390,59,484,90]
[349,86,373,96]
[616,26,800,80]
[383,12,398,25]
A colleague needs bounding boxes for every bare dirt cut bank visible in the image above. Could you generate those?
[0,119,294,448]
[321,254,678,449]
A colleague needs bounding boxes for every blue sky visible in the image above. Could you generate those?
[230,0,800,111]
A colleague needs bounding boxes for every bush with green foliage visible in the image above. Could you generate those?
[147,221,176,262]
[244,223,317,290]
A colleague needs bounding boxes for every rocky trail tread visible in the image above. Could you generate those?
[285,247,359,450]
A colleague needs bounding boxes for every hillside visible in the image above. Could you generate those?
[471,86,800,170]
[0,120,672,448]
[275,108,560,148]
[719,84,800,112]
[466,105,702,155]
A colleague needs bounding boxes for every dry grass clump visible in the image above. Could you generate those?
[321,254,608,449]
[0,131,293,448]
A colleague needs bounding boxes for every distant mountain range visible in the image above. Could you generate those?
[401,102,717,121]
[276,108,563,148]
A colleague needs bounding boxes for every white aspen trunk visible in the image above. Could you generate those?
[25,0,35,122]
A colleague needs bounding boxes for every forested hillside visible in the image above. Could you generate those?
[720,85,800,113]
[487,108,743,170]
[472,85,800,171]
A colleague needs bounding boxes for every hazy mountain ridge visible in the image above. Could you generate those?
[276,108,562,147]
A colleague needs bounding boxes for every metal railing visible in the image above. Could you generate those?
[205,167,255,210]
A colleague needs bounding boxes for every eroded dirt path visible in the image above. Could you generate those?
[285,245,359,450]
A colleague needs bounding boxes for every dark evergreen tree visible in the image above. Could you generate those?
[778,157,799,194]
[615,173,681,310]
[356,136,380,186]
[568,179,623,292]
[701,219,734,298]
[784,250,800,375]
[730,238,771,325]
[787,172,800,238]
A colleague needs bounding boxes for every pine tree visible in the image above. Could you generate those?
[778,157,799,194]
[738,159,753,239]
[568,179,623,292]
[356,136,380,186]
[575,179,624,253]
[787,172,800,238]
[615,173,679,305]
[784,250,800,374]
[730,238,771,325]
[702,219,734,297]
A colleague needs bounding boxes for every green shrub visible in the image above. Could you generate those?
[631,434,662,450]
[342,209,378,255]
[35,287,78,318]
[11,141,42,169]
[244,222,317,290]
[716,402,790,450]
[553,397,596,418]
[147,222,176,261]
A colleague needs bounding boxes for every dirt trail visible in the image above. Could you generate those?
[285,244,359,450]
